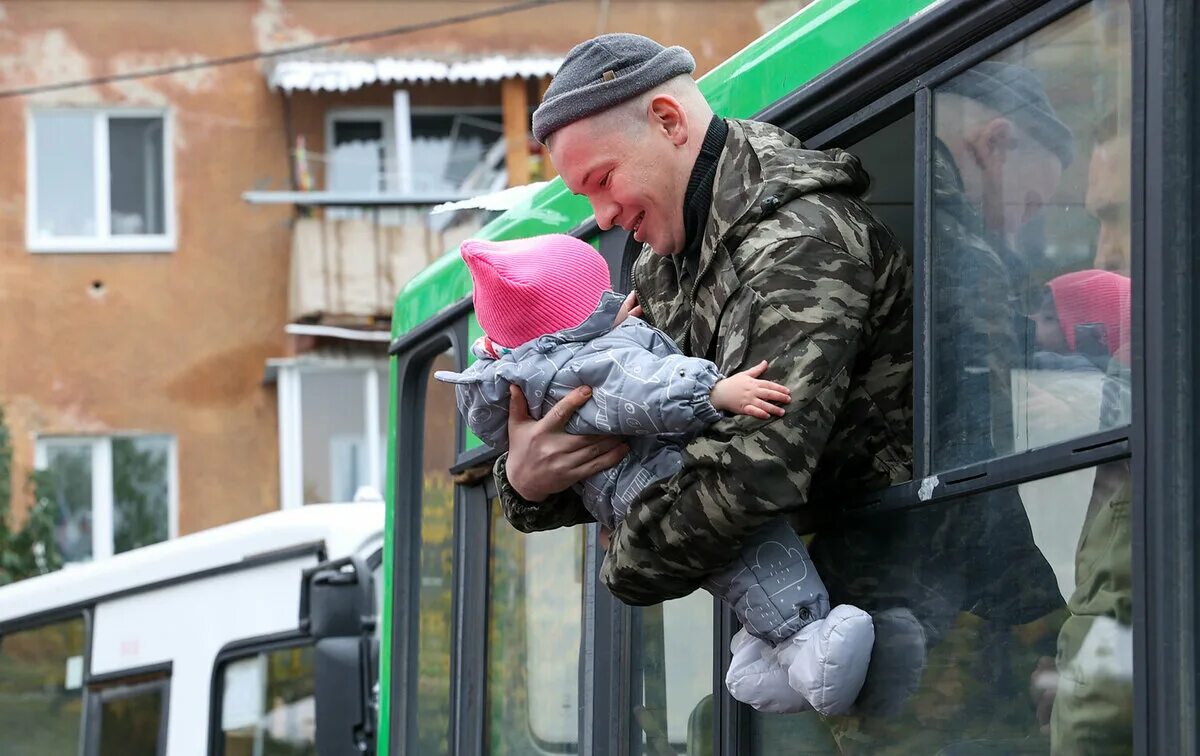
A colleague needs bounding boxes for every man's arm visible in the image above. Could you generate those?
[493,384,627,531]
[600,237,876,605]
[494,452,596,532]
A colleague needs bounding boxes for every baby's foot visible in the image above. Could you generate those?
[724,629,813,714]
[776,604,874,716]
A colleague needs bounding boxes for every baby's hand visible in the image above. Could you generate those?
[710,361,791,420]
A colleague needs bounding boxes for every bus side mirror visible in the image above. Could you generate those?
[300,556,376,755]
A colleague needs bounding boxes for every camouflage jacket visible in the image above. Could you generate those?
[497,119,913,605]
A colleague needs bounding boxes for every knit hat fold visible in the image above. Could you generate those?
[461,234,612,349]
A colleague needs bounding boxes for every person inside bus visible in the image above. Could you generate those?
[1026,112,1134,756]
[486,32,929,718]
[436,233,877,716]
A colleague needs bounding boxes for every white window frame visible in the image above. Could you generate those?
[34,435,179,561]
[275,359,387,510]
[26,108,176,254]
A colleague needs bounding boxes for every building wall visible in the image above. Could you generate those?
[0,0,804,537]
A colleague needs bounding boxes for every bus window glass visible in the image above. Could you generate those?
[0,616,86,754]
[415,348,458,755]
[220,646,316,755]
[816,459,1127,753]
[930,0,1133,470]
[842,111,916,256]
[485,501,583,755]
[633,592,714,756]
[93,679,167,756]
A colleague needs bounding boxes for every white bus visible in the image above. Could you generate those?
[0,501,384,756]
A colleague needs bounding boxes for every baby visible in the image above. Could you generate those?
[1030,268,1130,366]
[436,233,874,715]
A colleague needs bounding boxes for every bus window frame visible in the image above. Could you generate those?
[386,317,469,755]
[1139,0,1196,752]
[206,629,311,756]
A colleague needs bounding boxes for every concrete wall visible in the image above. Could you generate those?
[0,0,801,537]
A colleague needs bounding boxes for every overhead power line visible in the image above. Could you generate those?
[0,0,568,100]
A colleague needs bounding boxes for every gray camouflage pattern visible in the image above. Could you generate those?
[439,290,830,643]
[496,118,914,606]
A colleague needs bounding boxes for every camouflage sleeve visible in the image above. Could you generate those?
[493,452,596,532]
[600,237,874,605]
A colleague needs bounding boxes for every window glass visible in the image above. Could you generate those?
[0,616,86,754]
[415,349,458,755]
[109,117,166,235]
[220,646,316,756]
[802,459,1132,754]
[329,118,387,194]
[841,111,916,255]
[485,501,583,754]
[34,112,96,238]
[94,680,166,756]
[112,436,170,554]
[44,440,95,563]
[300,371,368,504]
[411,113,503,193]
[930,0,1132,470]
[633,593,714,756]
[40,436,174,563]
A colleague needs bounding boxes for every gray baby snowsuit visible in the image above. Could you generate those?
[436,291,828,645]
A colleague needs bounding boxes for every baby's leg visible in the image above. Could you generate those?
[709,518,874,715]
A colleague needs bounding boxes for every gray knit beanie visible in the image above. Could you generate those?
[532,33,696,144]
[943,60,1075,168]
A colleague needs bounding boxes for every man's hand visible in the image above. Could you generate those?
[506,384,628,502]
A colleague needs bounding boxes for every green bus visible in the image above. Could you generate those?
[376,0,1197,753]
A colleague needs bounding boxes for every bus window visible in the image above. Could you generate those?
[415,348,458,755]
[633,593,714,756]
[218,646,316,755]
[841,111,916,257]
[0,615,86,754]
[930,0,1133,469]
[846,464,1128,753]
[484,501,583,755]
[88,676,168,756]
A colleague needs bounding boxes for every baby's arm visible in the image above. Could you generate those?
[434,362,512,449]
[710,361,791,420]
[568,327,788,435]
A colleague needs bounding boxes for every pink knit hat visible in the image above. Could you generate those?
[461,234,611,348]
[1046,269,1131,362]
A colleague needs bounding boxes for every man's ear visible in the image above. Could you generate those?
[967,117,1015,170]
[647,94,689,146]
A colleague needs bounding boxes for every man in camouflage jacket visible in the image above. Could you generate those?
[494,33,913,609]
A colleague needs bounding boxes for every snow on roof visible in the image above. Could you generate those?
[269,54,563,92]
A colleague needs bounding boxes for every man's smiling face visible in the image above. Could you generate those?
[549,104,691,256]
